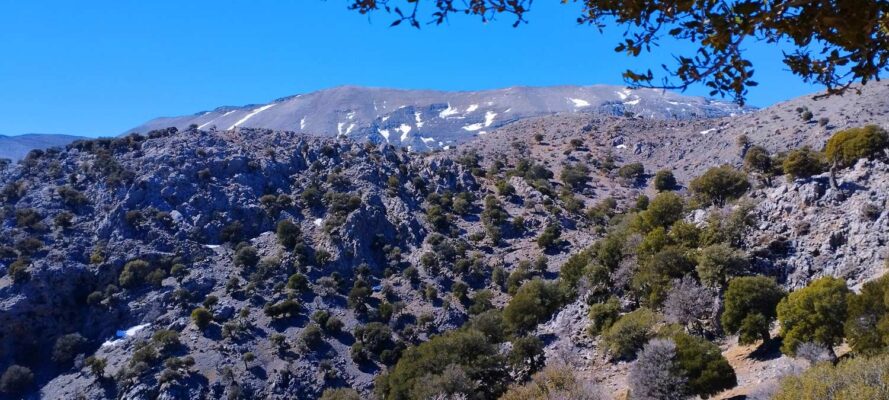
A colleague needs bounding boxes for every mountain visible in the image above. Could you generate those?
[128,85,752,150]
[0,134,88,161]
[1,83,888,400]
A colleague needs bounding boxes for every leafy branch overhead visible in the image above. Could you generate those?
[346,0,889,104]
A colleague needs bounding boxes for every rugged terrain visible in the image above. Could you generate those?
[0,82,887,400]
[0,134,87,162]
[129,85,750,150]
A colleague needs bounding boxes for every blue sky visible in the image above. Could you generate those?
[0,1,817,137]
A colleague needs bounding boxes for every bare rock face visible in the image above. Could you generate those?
[746,159,889,289]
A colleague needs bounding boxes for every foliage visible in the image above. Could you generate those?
[695,243,749,288]
[722,276,785,345]
[772,352,889,400]
[377,329,507,400]
[777,277,849,355]
[782,147,825,179]
[640,192,684,229]
[500,363,603,400]
[617,162,645,183]
[276,220,301,248]
[670,332,737,397]
[629,338,687,400]
[52,333,86,364]
[601,308,659,360]
[844,274,889,354]
[347,0,889,104]
[191,307,212,330]
[503,279,562,333]
[320,388,361,400]
[536,222,562,249]
[824,125,889,168]
[264,299,301,319]
[689,165,750,207]
[0,365,33,394]
[588,296,621,335]
[662,276,715,334]
[560,162,590,190]
[652,169,676,191]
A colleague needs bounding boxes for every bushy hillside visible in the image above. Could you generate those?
[1,85,888,400]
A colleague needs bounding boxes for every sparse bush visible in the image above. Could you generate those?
[588,296,621,335]
[629,338,687,400]
[500,363,602,400]
[601,308,659,360]
[653,169,676,191]
[772,352,889,400]
[119,259,153,288]
[301,324,324,348]
[782,146,825,179]
[191,307,213,330]
[503,279,562,333]
[276,220,301,248]
[560,163,590,190]
[844,274,889,354]
[234,245,259,268]
[264,299,301,319]
[320,388,361,400]
[536,222,562,249]
[662,276,716,334]
[617,162,645,183]
[695,243,749,288]
[689,165,750,207]
[52,333,86,364]
[7,259,30,283]
[0,365,33,394]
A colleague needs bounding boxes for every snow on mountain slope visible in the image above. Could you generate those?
[128,85,752,150]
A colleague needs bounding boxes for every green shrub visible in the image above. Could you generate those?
[617,162,645,182]
[772,352,889,400]
[601,308,659,360]
[234,245,259,268]
[560,163,590,190]
[119,260,153,288]
[689,165,750,207]
[743,145,774,177]
[536,222,562,249]
[264,299,301,319]
[844,274,889,354]
[722,276,785,345]
[377,329,507,400]
[301,324,324,348]
[320,388,361,400]
[640,192,684,229]
[824,125,889,168]
[695,243,749,288]
[52,333,86,364]
[670,332,738,397]
[653,169,677,191]
[7,259,30,284]
[191,307,213,330]
[588,296,621,334]
[782,147,825,179]
[0,365,33,394]
[276,220,301,248]
[777,277,849,355]
[503,279,562,333]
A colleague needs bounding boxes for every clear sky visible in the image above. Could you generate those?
[0,1,818,137]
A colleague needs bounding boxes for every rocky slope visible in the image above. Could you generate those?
[129,85,750,150]
[0,83,887,400]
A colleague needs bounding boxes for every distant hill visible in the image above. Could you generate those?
[0,134,88,161]
[128,85,752,150]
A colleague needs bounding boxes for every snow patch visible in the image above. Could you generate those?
[624,98,641,106]
[615,88,632,100]
[699,128,716,135]
[381,115,390,122]
[379,129,390,142]
[465,104,479,113]
[345,123,356,135]
[478,131,487,135]
[203,244,221,250]
[300,117,307,130]
[337,122,346,136]
[615,144,628,149]
[102,323,150,347]
[421,137,434,143]
[347,111,356,120]
[228,104,276,130]
[484,111,497,127]
[313,218,323,227]
[439,104,459,118]
[398,124,412,142]
[462,123,485,132]
[414,112,424,128]
[568,98,590,108]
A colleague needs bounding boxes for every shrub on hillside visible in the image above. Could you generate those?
[640,192,684,229]
[722,276,785,345]
[601,308,659,360]
[782,147,825,179]
[0,365,33,395]
[652,169,677,191]
[689,165,750,207]
[695,243,749,288]
[824,125,889,168]
[777,277,849,355]
[844,274,889,354]
[772,352,889,400]
[503,279,562,333]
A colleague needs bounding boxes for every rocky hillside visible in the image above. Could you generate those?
[129,85,750,150]
[0,84,887,400]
